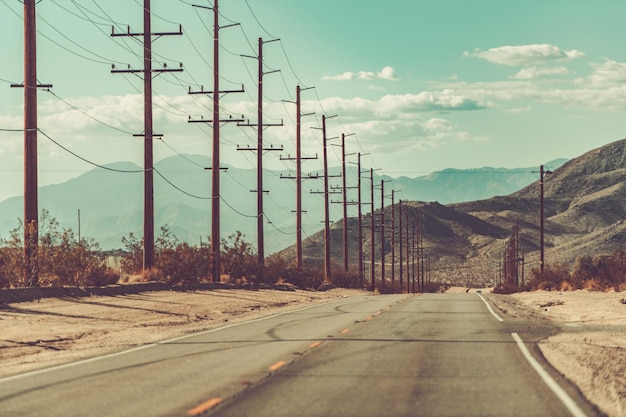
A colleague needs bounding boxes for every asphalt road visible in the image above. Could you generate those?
[0,293,601,417]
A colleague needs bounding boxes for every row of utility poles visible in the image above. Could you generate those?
[17,0,431,291]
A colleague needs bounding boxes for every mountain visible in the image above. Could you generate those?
[0,154,566,254]
[290,140,626,286]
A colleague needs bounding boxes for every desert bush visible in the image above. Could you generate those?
[493,282,521,294]
[329,265,361,289]
[0,211,110,288]
[528,263,571,291]
[571,255,596,289]
[158,242,211,285]
[264,253,298,284]
[121,226,212,285]
[120,232,143,274]
[377,279,403,294]
[221,231,257,281]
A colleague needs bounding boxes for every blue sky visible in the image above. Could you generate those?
[1,0,626,203]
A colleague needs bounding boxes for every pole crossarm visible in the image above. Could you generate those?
[111,24,183,38]
[188,85,245,95]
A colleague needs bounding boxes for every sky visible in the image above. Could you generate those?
[1,0,626,204]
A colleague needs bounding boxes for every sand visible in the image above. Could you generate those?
[486,289,626,417]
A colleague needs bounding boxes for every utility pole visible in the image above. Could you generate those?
[312,115,337,282]
[332,133,355,273]
[380,180,386,284]
[419,214,425,292]
[111,0,182,271]
[14,0,50,286]
[239,38,283,280]
[281,86,316,272]
[187,1,243,282]
[406,212,410,293]
[357,153,369,288]
[370,168,375,291]
[391,190,396,285]
[411,219,419,294]
[539,165,552,272]
[399,199,403,289]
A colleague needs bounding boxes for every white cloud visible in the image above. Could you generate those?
[323,66,398,81]
[513,66,569,79]
[588,59,626,86]
[464,44,584,66]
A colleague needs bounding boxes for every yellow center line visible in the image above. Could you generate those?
[268,360,287,372]
[187,398,222,416]
[340,328,350,334]
[309,341,323,348]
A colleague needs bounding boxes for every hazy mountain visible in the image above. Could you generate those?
[0,154,566,253]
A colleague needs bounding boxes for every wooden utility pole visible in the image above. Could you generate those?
[539,165,552,272]
[380,180,385,284]
[370,168,375,290]
[239,38,282,279]
[14,0,52,286]
[406,213,410,293]
[337,133,355,273]
[112,0,182,271]
[357,153,366,288]
[187,0,243,282]
[323,116,331,281]
[399,199,403,289]
[23,0,38,286]
[391,190,396,285]
[280,86,315,272]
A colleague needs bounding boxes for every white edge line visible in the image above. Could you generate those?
[476,292,504,322]
[0,296,347,384]
[511,332,588,417]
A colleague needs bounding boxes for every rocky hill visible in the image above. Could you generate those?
[294,139,626,286]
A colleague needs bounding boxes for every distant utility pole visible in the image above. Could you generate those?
[312,115,338,282]
[419,214,425,292]
[187,0,243,282]
[406,212,410,293]
[111,0,182,271]
[391,190,396,285]
[380,180,386,284]
[14,0,50,286]
[281,85,316,272]
[357,153,369,288]
[239,37,283,279]
[332,133,355,273]
[539,164,552,272]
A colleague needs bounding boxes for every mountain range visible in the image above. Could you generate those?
[290,139,626,287]
[0,154,566,254]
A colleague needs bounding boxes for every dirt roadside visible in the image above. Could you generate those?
[0,284,366,379]
[486,290,626,417]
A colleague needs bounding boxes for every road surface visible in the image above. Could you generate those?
[0,293,600,416]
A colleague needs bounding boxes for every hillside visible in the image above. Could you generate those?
[294,139,626,286]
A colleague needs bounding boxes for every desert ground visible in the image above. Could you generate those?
[486,290,626,417]
[1,285,624,416]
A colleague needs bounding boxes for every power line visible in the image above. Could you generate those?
[38,129,144,173]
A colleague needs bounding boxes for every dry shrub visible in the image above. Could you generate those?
[582,278,604,292]
[559,281,575,291]
[528,263,571,291]
[377,280,403,294]
[141,268,163,283]
[330,265,361,289]
[493,282,522,294]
